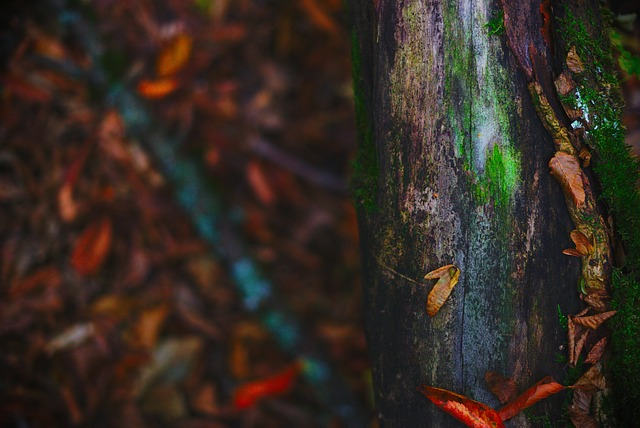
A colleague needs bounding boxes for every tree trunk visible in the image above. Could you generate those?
[348,0,610,426]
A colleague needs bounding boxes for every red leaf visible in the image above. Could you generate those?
[484,372,517,404]
[137,78,179,99]
[233,362,302,409]
[71,217,113,276]
[497,376,565,421]
[418,385,505,428]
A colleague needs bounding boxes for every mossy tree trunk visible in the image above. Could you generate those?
[348,0,617,426]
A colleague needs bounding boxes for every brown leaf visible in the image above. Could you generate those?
[71,217,113,276]
[567,46,585,74]
[299,0,339,35]
[562,248,584,257]
[579,148,591,167]
[418,385,505,427]
[584,337,608,364]
[137,78,179,99]
[572,328,590,366]
[498,376,565,421]
[156,34,193,77]
[425,265,460,317]
[581,291,610,312]
[571,230,594,256]
[574,366,606,392]
[484,372,517,404]
[131,306,170,350]
[568,389,598,428]
[191,383,218,416]
[572,310,617,330]
[549,151,585,206]
[554,70,576,96]
[568,316,577,365]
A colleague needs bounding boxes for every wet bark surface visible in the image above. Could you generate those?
[349,0,587,425]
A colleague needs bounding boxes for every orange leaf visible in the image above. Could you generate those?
[418,385,505,428]
[572,310,616,330]
[584,337,608,364]
[498,376,565,421]
[484,372,517,404]
[572,328,590,367]
[562,248,584,257]
[71,217,113,276]
[570,230,594,256]
[299,0,339,35]
[246,160,275,205]
[156,34,193,77]
[549,151,585,206]
[137,78,179,99]
[425,265,460,317]
[233,362,302,409]
[132,306,170,350]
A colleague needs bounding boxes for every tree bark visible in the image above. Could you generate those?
[348,0,604,426]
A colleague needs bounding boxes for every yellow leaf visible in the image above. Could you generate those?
[156,34,193,77]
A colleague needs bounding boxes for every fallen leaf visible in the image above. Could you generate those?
[417,385,505,428]
[572,310,616,330]
[9,266,61,297]
[498,376,565,421]
[584,337,608,364]
[191,383,219,416]
[137,78,179,99]
[567,46,585,74]
[233,362,302,409]
[573,366,606,392]
[549,151,585,206]
[571,230,594,256]
[46,322,95,354]
[156,34,193,77]
[554,70,576,96]
[71,217,113,276]
[246,160,275,205]
[572,328,590,366]
[581,291,610,312]
[484,372,517,404]
[131,305,170,349]
[568,388,598,428]
[562,248,584,257]
[425,265,460,317]
[299,0,339,35]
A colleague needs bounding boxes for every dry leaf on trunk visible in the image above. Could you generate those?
[572,310,617,330]
[71,217,113,276]
[484,372,517,404]
[584,337,608,364]
[549,151,585,206]
[418,385,505,428]
[498,376,565,421]
[568,389,598,428]
[424,264,460,317]
[565,230,594,256]
[572,328,590,366]
[567,46,585,74]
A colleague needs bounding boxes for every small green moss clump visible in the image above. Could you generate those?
[485,10,505,36]
[558,10,640,423]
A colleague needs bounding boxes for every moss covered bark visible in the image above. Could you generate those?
[349,0,582,425]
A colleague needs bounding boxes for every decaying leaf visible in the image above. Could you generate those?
[156,33,193,77]
[581,290,610,312]
[569,388,598,428]
[484,372,517,404]
[563,248,584,257]
[574,366,606,392]
[579,147,591,167]
[584,337,608,364]
[572,310,617,330]
[554,70,576,96]
[137,78,179,99]
[71,217,113,276]
[567,46,585,74]
[498,376,565,421]
[549,151,585,206]
[233,361,302,409]
[418,385,505,428]
[573,328,590,366]
[46,322,95,354]
[424,264,460,317]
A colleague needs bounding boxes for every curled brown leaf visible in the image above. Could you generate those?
[484,372,517,404]
[570,230,594,256]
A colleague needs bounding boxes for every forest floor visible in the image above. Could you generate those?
[1,1,639,428]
